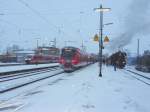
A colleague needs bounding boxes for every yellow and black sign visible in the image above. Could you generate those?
[93,34,99,42]
[104,36,109,43]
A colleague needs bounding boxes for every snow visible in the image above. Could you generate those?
[0,64,150,112]
[0,63,21,65]
[0,63,59,73]
[126,66,150,78]
[0,68,63,92]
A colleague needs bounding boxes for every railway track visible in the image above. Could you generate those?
[0,65,59,76]
[0,66,59,82]
[125,69,150,86]
[0,65,64,94]
[0,63,26,67]
[0,64,93,94]
[0,63,58,67]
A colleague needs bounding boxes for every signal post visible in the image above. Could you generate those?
[94,5,111,77]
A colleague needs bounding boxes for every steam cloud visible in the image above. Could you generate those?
[109,0,150,51]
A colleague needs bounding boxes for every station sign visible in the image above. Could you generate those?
[93,34,99,42]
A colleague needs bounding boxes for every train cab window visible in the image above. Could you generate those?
[61,49,76,58]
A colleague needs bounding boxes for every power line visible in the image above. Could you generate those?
[17,0,74,39]
[17,0,49,25]
[0,19,20,29]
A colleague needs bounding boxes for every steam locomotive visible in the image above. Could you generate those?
[106,51,127,69]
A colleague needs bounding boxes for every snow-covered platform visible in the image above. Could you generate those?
[0,63,59,73]
[0,63,150,112]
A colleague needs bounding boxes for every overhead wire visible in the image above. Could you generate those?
[0,19,20,29]
[0,19,40,34]
[16,0,75,39]
[0,19,23,37]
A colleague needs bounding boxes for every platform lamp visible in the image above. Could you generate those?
[94,5,111,77]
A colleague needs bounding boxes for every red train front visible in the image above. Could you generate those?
[59,46,89,72]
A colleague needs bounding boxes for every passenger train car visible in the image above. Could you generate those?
[25,47,60,64]
[59,46,94,72]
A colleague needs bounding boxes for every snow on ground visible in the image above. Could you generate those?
[0,64,150,112]
[0,63,59,73]
[126,66,150,78]
[0,68,63,92]
[0,63,20,65]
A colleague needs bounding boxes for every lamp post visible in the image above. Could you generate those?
[94,4,111,77]
[34,37,40,48]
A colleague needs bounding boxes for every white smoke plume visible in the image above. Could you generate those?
[109,0,150,51]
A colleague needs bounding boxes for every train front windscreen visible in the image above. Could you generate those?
[61,48,76,59]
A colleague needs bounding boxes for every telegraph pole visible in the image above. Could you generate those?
[54,38,56,47]
[137,39,140,65]
[99,5,103,77]
[37,39,39,48]
[35,38,40,48]
[94,5,111,77]
[81,40,87,52]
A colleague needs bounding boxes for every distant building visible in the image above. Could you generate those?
[14,50,34,63]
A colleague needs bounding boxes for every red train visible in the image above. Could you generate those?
[25,47,60,64]
[59,46,95,72]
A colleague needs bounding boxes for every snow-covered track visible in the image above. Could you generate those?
[0,66,60,82]
[125,69,150,86]
[0,63,57,67]
[0,63,26,67]
[0,64,92,94]
[0,70,64,94]
[0,65,59,76]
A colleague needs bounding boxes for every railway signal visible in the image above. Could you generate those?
[104,36,109,43]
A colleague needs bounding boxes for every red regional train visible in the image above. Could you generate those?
[25,47,60,64]
[59,46,94,72]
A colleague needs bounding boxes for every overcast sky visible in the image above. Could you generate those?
[0,0,150,55]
